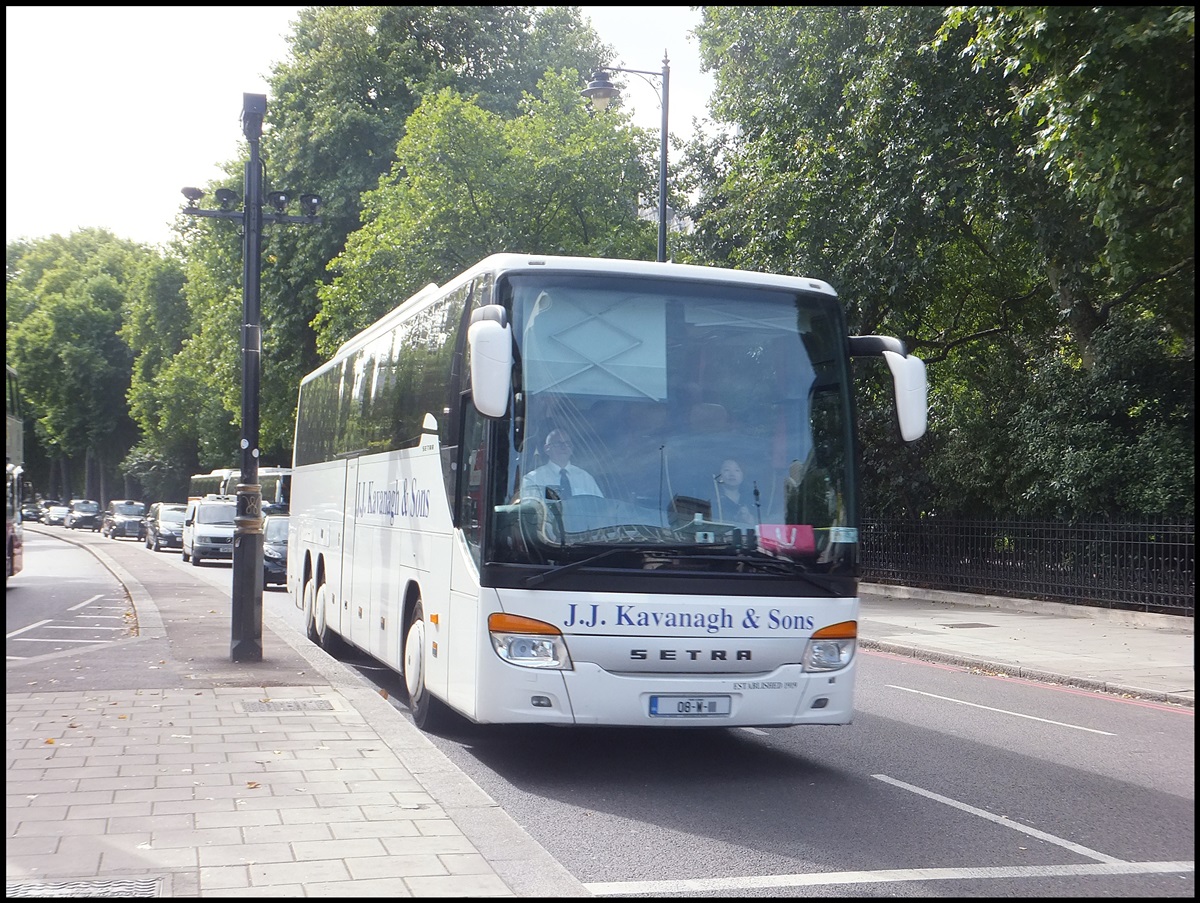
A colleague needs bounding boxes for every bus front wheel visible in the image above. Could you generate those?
[404,598,449,732]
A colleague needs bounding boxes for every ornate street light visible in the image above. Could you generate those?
[582,51,671,262]
[178,93,321,662]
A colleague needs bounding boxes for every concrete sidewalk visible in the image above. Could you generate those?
[8,529,589,897]
[6,526,1193,896]
[860,583,1194,707]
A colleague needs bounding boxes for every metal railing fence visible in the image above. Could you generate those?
[860,518,1195,617]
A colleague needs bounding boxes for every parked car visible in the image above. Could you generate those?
[42,504,69,526]
[65,500,101,531]
[20,501,41,522]
[262,514,289,587]
[182,495,237,566]
[101,499,146,540]
[144,502,187,552]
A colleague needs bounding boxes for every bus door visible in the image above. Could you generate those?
[338,456,360,646]
[444,402,488,718]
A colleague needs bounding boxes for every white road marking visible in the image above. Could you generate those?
[873,774,1125,862]
[6,620,52,638]
[582,861,1193,895]
[68,594,105,611]
[886,684,1116,735]
[12,637,118,644]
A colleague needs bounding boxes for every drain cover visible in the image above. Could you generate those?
[6,877,165,897]
[241,699,334,712]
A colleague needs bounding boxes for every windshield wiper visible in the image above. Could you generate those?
[650,549,844,593]
[524,544,841,594]
[524,547,642,587]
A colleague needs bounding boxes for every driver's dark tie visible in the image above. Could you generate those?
[558,467,573,498]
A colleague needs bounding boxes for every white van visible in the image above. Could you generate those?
[181,494,237,566]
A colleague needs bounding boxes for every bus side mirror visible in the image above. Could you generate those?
[882,350,927,442]
[849,335,928,443]
[468,305,513,418]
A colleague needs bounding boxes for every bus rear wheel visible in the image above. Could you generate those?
[303,577,319,644]
[308,578,344,656]
[404,598,449,732]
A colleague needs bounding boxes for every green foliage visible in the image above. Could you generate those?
[6,230,154,498]
[169,6,610,463]
[122,253,200,489]
[119,443,188,504]
[942,7,1195,291]
[315,71,655,351]
[1009,312,1194,518]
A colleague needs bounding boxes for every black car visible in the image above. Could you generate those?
[65,499,101,531]
[102,499,147,540]
[262,513,289,587]
[144,502,187,552]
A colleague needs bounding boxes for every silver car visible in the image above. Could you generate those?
[43,505,70,526]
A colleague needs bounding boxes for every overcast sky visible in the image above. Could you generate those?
[5,6,713,249]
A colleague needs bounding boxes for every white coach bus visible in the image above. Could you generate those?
[189,467,292,509]
[288,254,926,731]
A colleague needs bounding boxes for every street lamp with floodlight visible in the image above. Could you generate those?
[582,51,670,262]
[178,93,321,662]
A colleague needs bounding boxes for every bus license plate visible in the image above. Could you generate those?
[649,695,731,717]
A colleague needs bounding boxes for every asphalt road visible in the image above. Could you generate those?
[11,526,1194,897]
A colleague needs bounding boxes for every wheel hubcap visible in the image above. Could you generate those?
[404,619,425,699]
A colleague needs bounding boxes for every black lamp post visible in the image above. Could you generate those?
[582,51,670,262]
[179,93,321,662]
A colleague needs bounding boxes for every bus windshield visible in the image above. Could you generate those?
[486,272,854,574]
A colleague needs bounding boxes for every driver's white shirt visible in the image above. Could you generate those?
[521,462,603,498]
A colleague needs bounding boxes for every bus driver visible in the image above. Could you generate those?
[521,429,603,499]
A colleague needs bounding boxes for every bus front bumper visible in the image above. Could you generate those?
[473,659,856,727]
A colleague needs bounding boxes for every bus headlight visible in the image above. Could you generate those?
[802,620,856,672]
[488,612,573,670]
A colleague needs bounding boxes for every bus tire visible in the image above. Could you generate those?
[313,581,345,656]
[303,576,319,644]
[404,598,449,732]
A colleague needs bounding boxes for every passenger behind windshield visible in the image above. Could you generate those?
[713,458,757,527]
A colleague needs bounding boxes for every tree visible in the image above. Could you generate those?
[121,252,200,499]
[6,230,155,501]
[166,6,612,466]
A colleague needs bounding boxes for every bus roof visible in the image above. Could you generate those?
[317,255,837,381]
[475,254,836,296]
